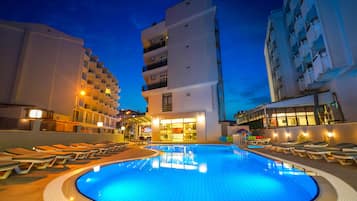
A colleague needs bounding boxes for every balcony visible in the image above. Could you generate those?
[303,67,314,87]
[298,41,309,57]
[298,77,305,91]
[301,0,313,18]
[143,41,166,53]
[294,16,304,32]
[305,6,318,25]
[142,59,168,72]
[307,21,322,43]
[294,56,303,68]
[312,52,332,81]
[142,81,167,91]
[311,35,326,57]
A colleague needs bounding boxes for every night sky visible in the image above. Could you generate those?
[0,0,283,120]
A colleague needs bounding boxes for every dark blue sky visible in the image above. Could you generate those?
[0,0,283,120]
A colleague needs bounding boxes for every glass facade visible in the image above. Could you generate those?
[159,118,197,142]
[238,105,333,129]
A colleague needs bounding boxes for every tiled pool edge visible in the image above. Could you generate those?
[246,148,357,201]
[44,145,355,201]
[43,148,160,201]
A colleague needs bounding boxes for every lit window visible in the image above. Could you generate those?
[105,88,111,95]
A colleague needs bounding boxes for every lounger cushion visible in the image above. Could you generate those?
[0,160,19,168]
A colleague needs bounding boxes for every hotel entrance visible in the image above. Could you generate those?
[159,118,197,142]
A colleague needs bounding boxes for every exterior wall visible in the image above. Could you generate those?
[0,130,124,151]
[0,21,84,117]
[0,20,120,131]
[262,122,357,145]
[141,0,224,142]
[0,24,24,103]
[263,0,357,122]
[265,10,299,102]
[167,4,217,88]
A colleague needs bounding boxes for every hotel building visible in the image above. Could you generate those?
[0,20,119,133]
[141,0,225,142]
[238,0,357,128]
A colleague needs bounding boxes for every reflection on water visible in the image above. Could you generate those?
[150,145,209,173]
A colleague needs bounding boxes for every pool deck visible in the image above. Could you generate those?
[0,144,355,201]
[0,145,155,201]
[248,147,357,191]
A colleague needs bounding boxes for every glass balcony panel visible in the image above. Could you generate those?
[142,81,167,91]
[301,0,314,18]
[143,59,168,72]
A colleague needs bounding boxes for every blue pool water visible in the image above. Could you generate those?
[76,145,318,201]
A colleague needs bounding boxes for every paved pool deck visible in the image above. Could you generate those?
[0,145,155,201]
[0,144,355,201]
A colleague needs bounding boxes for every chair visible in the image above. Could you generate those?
[331,151,357,166]
[71,143,110,155]
[35,145,90,161]
[305,143,356,161]
[291,141,328,157]
[0,153,55,174]
[0,160,19,179]
[277,141,310,154]
[52,144,99,158]
[6,147,73,165]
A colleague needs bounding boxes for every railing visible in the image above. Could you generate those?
[142,81,167,91]
[143,41,166,53]
[142,59,168,72]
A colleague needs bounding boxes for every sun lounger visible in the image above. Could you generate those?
[35,145,90,161]
[277,141,311,154]
[305,143,356,161]
[291,141,328,157]
[52,144,99,158]
[0,153,55,174]
[100,141,128,151]
[331,151,357,166]
[6,147,73,165]
[0,160,19,179]
[71,143,110,155]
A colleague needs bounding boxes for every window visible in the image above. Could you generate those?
[162,93,172,112]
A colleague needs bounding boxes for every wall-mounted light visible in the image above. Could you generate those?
[80,90,86,96]
[285,132,291,138]
[327,132,334,138]
[302,132,308,137]
[197,115,205,123]
[97,122,103,127]
[29,109,43,118]
[273,133,278,137]
[121,126,125,131]
[153,118,160,126]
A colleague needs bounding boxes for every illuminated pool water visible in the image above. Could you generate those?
[76,145,319,201]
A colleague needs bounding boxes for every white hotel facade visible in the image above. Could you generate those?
[237,0,357,128]
[263,0,357,123]
[141,0,225,142]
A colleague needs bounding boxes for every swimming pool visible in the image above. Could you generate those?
[76,145,319,201]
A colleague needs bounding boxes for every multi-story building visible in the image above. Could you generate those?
[0,20,119,132]
[263,0,357,123]
[141,0,225,142]
[73,48,120,133]
[265,10,300,102]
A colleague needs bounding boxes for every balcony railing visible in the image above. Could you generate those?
[142,81,167,91]
[142,59,168,72]
[143,41,166,53]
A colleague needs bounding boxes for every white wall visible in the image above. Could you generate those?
[0,24,25,103]
[167,4,218,89]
